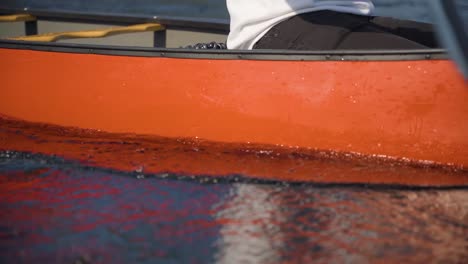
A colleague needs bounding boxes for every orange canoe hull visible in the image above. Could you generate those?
[1,48,467,167]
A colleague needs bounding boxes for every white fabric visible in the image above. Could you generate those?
[227,0,375,49]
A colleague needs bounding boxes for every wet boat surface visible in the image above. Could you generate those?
[1,47,467,168]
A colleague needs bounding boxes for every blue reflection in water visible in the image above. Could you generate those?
[0,152,467,263]
[0,155,227,263]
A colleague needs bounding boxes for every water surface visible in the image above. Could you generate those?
[1,152,467,263]
[0,117,467,263]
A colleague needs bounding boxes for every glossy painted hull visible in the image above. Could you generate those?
[1,47,467,168]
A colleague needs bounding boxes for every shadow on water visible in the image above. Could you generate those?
[0,118,467,263]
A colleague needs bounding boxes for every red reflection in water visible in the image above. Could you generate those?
[0,166,467,263]
[0,167,224,263]
[215,184,468,263]
[1,117,467,187]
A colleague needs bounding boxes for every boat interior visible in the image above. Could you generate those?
[0,2,450,52]
[0,11,228,49]
[0,0,466,64]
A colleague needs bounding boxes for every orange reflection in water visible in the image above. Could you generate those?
[1,116,467,187]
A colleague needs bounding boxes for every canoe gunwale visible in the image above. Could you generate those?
[0,40,449,61]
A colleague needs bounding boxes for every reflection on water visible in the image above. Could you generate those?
[215,184,286,264]
[2,117,467,187]
[1,153,467,263]
[216,184,467,263]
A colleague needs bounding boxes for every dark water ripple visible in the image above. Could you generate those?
[1,153,467,263]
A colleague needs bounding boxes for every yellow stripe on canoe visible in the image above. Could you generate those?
[0,14,36,22]
[9,23,165,42]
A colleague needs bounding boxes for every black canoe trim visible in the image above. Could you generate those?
[0,39,448,61]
